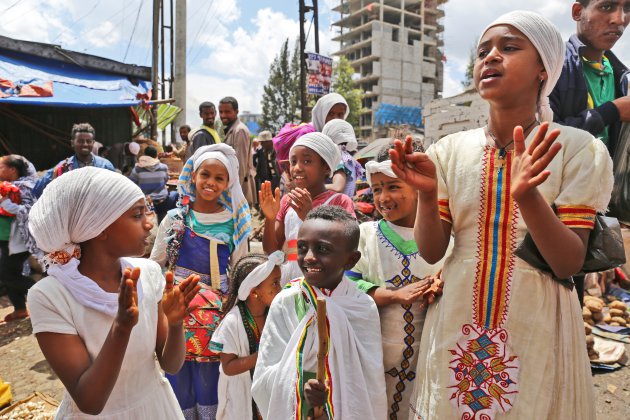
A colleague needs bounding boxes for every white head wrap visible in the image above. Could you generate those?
[311,93,349,132]
[322,119,358,152]
[29,167,145,265]
[365,160,397,187]
[237,251,285,301]
[480,10,565,122]
[290,132,341,175]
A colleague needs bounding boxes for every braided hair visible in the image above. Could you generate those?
[223,253,270,315]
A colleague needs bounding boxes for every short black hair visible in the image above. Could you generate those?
[71,123,95,139]
[577,0,590,6]
[223,253,270,314]
[1,154,29,178]
[376,138,425,162]
[304,206,359,251]
[219,96,239,111]
[144,146,158,158]
[179,124,191,131]
[199,101,216,113]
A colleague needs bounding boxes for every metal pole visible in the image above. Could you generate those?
[151,0,160,140]
[313,0,320,54]
[169,0,175,144]
[299,0,307,122]
[173,0,187,140]
[160,0,166,143]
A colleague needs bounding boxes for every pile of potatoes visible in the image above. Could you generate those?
[0,401,54,420]
[582,296,629,361]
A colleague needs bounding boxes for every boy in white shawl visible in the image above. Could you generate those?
[252,206,386,419]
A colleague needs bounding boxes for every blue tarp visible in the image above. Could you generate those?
[246,120,260,135]
[374,103,423,128]
[0,49,150,108]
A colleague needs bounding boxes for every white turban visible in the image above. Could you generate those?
[290,132,341,175]
[322,119,358,152]
[311,93,349,132]
[29,167,144,264]
[365,160,397,187]
[480,10,565,122]
[237,251,285,301]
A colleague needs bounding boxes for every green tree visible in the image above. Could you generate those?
[260,39,300,134]
[331,56,363,130]
[461,39,478,89]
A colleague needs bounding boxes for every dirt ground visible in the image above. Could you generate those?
[1,296,629,418]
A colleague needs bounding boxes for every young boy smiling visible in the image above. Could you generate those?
[346,140,447,419]
[252,206,386,419]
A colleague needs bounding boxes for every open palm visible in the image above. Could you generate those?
[389,136,437,193]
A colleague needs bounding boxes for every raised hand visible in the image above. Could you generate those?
[258,181,281,220]
[510,122,562,202]
[162,272,201,326]
[288,188,313,220]
[117,267,141,331]
[389,136,437,193]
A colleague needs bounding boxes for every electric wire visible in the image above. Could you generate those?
[123,0,145,62]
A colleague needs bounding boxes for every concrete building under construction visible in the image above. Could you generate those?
[332,0,447,140]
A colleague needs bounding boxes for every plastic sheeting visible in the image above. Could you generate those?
[374,103,423,128]
[0,49,150,107]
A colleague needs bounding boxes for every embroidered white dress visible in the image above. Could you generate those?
[347,220,446,420]
[409,124,612,420]
[27,258,184,420]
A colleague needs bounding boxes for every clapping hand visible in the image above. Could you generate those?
[117,267,141,331]
[510,122,561,202]
[288,188,313,220]
[392,278,431,305]
[162,272,201,326]
[389,135,437,194]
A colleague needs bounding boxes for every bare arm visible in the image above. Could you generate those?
[325,171,347,193]
[368,278,431,307]
[34,269,141,415]
[220,352,258,376]
[259,181,284,253]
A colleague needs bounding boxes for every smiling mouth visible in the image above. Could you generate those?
[481,68,501,80]
[303,266,322,273]
[379,204,395,213]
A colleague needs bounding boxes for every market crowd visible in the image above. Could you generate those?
[0,2,629,419]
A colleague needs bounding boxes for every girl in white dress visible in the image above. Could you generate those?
[391,11,612,420]
[27,167,200,419]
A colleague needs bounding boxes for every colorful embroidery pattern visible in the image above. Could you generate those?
[449,324,518,419]
[472,148,518,330]
[449,147,520,419]
[557,205,596,229]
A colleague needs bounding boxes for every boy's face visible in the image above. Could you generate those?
[371,172,418,228]
[573,0,630,52]
[289,146,329,190]
[200,106,216,126]
[71,132,95,159]
[297,219,360,290]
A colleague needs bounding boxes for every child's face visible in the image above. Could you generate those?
[289,146,329,190]
[473,25,545,106]
[325,103,347,123]
[193,159,229,204]
[371,172,418,228]
[102,199,153,257]
[297,219,360,290]
[252,266,281,307]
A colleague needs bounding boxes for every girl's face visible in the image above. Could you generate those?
[289,146,329,189]
[102,199,153,257]
[473,25,546,107]
[371,172,418,228]
[252,266,281,307]
[325,103,347,123]
[193,159,229,203]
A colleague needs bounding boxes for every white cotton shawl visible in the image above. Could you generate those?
[321,119,358,152]
[365,160,397,187]
[311,93,349,132]
[252,277,387,419]
[237,251,284,301]
[480,10,565,122]
[291,132,341,175]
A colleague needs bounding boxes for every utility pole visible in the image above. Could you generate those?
[151,0,161,140]
[298,0,320,122]
[173,0,186,138]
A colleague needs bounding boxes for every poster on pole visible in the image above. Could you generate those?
[306,52,333,95]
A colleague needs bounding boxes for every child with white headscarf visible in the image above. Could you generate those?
[209,251,283,420]
[27,167,200,419]
[259,132,356,284]
[391,11,610,419]
[322,119,365,197]
[150,143,252,419]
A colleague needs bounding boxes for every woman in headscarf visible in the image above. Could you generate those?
[27,167,200,419]
[150,143,252,419]
[0,154,40,322]
[391,11,609,419]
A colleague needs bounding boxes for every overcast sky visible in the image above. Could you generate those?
[1,0,629,124]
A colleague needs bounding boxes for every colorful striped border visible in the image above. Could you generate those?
[438,199,452,224]
[557,205,596,229]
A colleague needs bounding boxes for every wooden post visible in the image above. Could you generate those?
[313,298,328,419]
